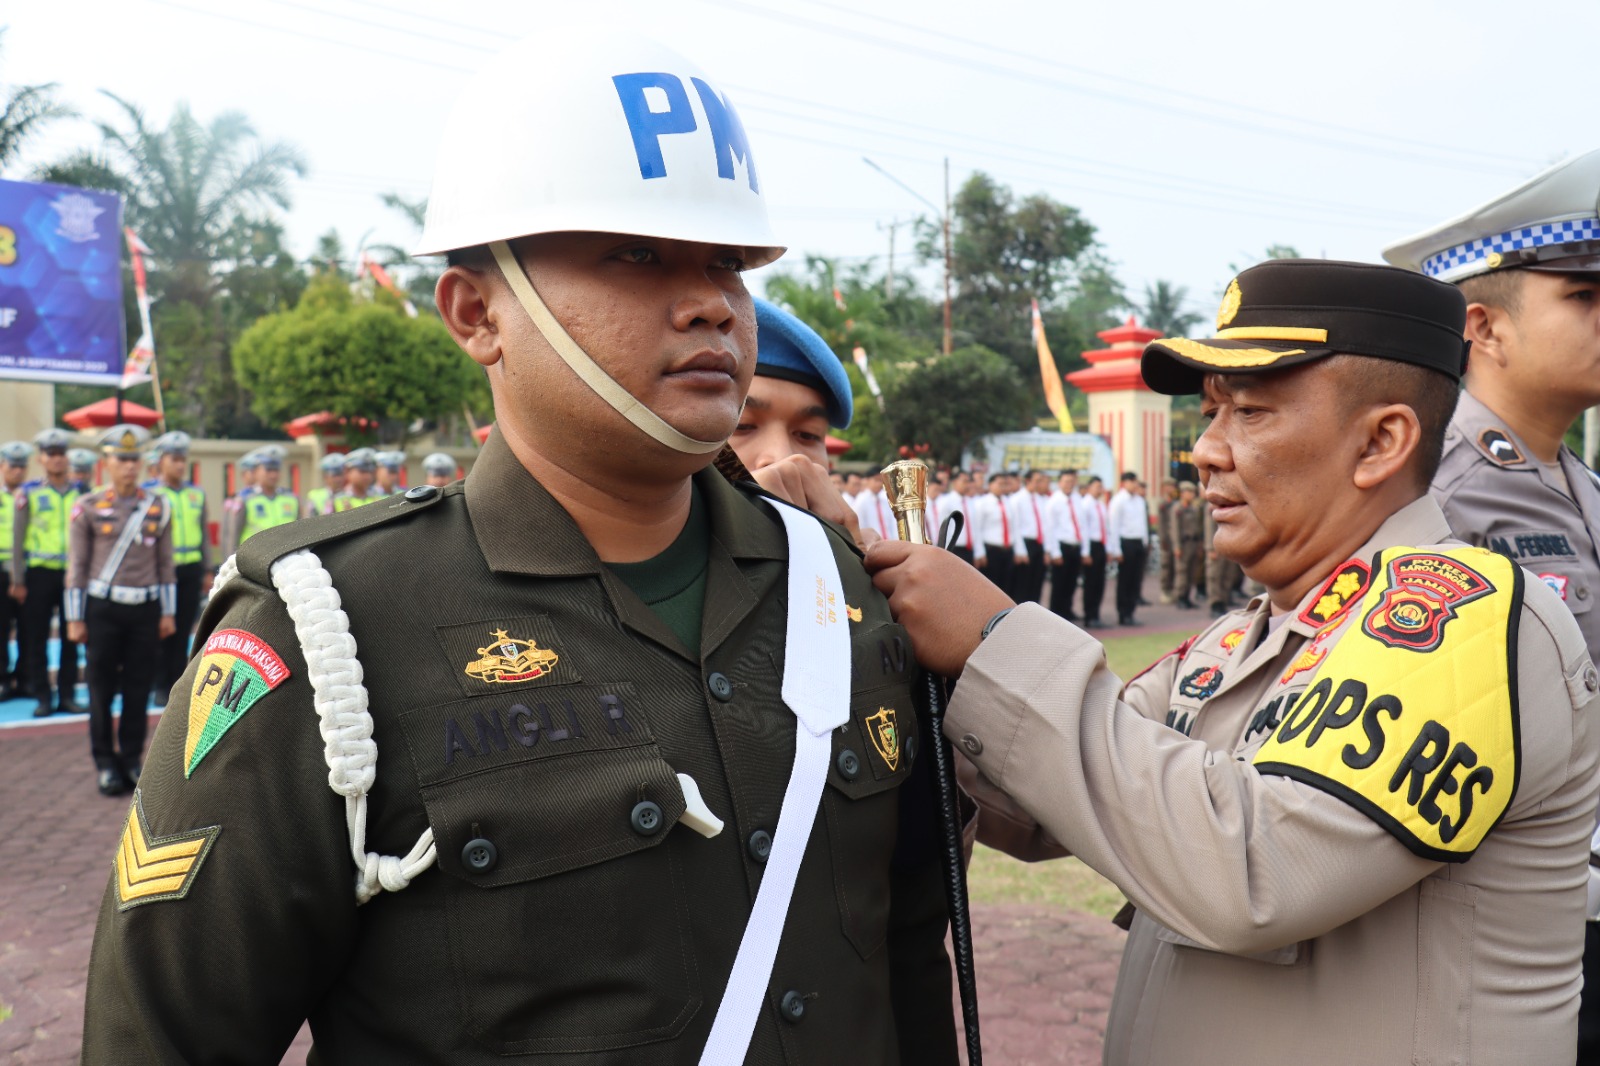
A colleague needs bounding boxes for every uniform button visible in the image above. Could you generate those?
[960,733,984,756]
[707,672,734,701]
[747,829,772,863]
[1579,586,1591,601]
[631,800,664,836]
[836,749,860,780]
[461,837,497,874]
[1585,665,1599,694]
[905,735,918,765]
[779,990,807,1023]
[404,485,438,502]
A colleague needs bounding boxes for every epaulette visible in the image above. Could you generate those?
[236,483,458,585]
[728,476,864,560]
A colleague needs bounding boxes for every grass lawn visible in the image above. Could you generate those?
[964,627,1200,917]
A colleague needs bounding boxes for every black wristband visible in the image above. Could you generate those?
[980,607,1015,641]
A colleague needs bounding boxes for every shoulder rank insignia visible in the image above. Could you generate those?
[114,789,220,909]
[1256,546,1520,863]
[1299,559,1372,629]
[185,629,291,777]
[465,628,559,685]
[866,706,900,771]
[1477,428,1525,467]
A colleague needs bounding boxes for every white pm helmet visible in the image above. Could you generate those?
[413,32,782,266]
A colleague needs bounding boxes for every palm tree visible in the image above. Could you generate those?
[1141,280,1204,339]
[0,29,75,176]
[37,92,306,432]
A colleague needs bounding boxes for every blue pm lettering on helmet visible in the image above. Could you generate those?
[612,72,758,191]
[613,72,697,180]
[690,78,758,192]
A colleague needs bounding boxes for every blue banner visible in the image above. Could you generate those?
[0,178,125,384]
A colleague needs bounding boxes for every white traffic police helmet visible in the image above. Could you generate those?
[413,33,784,456]
[414,32,782,265]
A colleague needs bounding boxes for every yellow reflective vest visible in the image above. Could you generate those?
[23,480,81,570]
[240,492,298,544]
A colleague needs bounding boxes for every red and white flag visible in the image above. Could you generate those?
[357,250,418,317]
[121,228,155,388]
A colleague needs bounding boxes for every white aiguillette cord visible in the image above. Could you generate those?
[698,499,851,1065]
[489,240,726,456]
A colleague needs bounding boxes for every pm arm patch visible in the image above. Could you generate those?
[1253,547,1522,863]
[114,789,220,910]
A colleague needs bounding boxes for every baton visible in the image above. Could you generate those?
[883,460,983,1066]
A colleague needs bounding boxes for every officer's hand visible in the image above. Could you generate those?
[67,620,86,644]
[200,571,214,594]
[1050,555,1063,566]
[158,615,177,639]
[1014,553,1028,565]
[974,556,987,569]
[8,583,22,603]
[752,455,877,552]
[1081,553,1091,564]
[864,540,1014,677]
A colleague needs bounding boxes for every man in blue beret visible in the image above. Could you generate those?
[732,298,869,548]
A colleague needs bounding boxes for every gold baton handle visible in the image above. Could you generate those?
[882,460,931,545]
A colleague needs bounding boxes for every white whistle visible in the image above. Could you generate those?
[676,772,725,839]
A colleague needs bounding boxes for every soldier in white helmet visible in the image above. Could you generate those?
[421,452,458,487]
[1386,147,1600,1058]
[83,32,957,1064]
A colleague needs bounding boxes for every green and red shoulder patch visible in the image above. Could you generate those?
[184,629,291,777]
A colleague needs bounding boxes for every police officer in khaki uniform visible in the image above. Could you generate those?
[83,34,956,1065]
[66,425,176,796]
[1384,147,1600,1058]
[1165,479,1204,608]
[0,440,29,700]
[868,260,1600,1065]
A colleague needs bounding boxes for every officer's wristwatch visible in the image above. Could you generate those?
[980,607,1015,641]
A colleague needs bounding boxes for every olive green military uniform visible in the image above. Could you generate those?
[1156,494,1177,601]
[83,433,956,1064]
[952,496,1600,1064]
[1165,497,1204,603]
[1204,508,1240,612]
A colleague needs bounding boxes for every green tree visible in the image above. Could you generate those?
[915,172,1098,371]
[38,93,306,434]
[234,274,477,444]
[1140,280,1203,339]
[0,29,74,175]
[881,345,1028,467]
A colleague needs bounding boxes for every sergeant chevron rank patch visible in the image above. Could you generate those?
[114,789,220,909]
[185,629,291,777]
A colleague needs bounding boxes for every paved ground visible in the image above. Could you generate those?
[0,723,1124,1065]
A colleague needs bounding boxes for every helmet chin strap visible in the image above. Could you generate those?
[490,240,727,456]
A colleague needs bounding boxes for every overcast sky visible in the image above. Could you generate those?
[6,0,1593,329]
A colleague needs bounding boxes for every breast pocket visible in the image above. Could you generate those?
[410,688,700,1055]
[821,674,920,960]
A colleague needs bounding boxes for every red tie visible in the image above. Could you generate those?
[961,497,973,549]
[1098,501,1108,544]
[1030,496,1042,540]
[999,497,1010,547]
[1067,495,1081,541]
[877,496,890,537]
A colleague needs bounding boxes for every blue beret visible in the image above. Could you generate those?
[753,298,852,429]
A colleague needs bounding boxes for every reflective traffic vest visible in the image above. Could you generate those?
[307,487,333,516]
[23,480,82,570]
[332,491,382,513]
[157,482,207,565]
[240,492,299,544]
[0,486,15,566]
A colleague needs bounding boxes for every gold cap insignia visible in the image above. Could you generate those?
[1216,278,1243,329]
[866,706,900,772]
[1485,251,1503,270]
[464,628,559,684]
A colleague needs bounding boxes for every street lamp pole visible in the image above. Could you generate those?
[864,156,954,356]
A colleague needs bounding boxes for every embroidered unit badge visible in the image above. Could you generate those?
[866,706,900,771]
[1539,573,1569,600]
[846,604,863,623]
[114,789,220,909]
[464,628,560,685]
[1220,628,1247,655]
[1178,665,1223,700]
[185,629,290,778]
[1362,552,1495,653]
